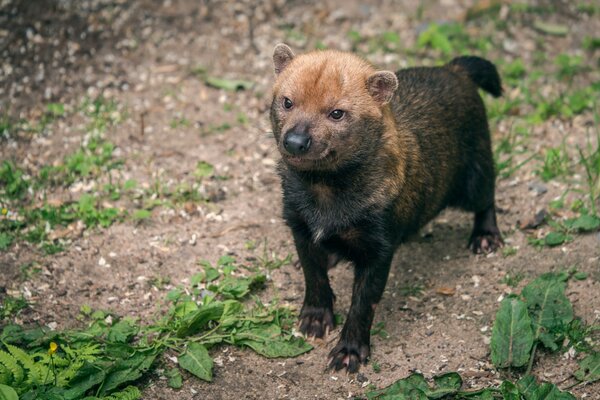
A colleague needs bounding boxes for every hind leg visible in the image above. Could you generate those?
[469,205,503,253]
[457,140,503,253]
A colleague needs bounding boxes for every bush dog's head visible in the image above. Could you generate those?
[270,43,398,171]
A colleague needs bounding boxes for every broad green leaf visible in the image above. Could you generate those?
[517,375,539,399]
[176,302,224,337]
[132,209,151,220]
[178,343,212,382]
[500,380,520,400]
[0,384,18,400]
[194,161,214,179]
[365,372,460,400]
[199,262,220,283]
[544,231,567,246]
[490,297,534,368]
[107,319,139,343]
[205,76,254,91]
[240,336,312,358]
[567,215,600,232]
[529,382,576,400]
[427,372,461,398]
[517,375,576,400]
[522,273,573,349]
[99,348,158,395]
[173,301,199,319]
[219,300,244,328]
[574,353,600,383]
[457,388,495,399]
[166,368,182,389]
[533,20,568,36]
[0,233,13,251]
[63,362,107,399]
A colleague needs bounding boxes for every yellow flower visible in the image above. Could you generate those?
[48,342,58,355]
[1,208,7,216]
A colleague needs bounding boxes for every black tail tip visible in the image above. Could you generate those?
[448,56,503,97]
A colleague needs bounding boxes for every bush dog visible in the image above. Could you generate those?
[270,43,503,372]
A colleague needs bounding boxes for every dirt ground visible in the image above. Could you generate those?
[1,0,599,399]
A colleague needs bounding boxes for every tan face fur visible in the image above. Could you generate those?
[270,44,398,171]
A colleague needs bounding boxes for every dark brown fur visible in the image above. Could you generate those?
[270,44,503,372]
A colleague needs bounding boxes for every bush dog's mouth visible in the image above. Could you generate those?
[281,149,333,169]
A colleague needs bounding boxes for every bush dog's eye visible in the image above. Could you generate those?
[283,97,293,109]
[329,109,345,120]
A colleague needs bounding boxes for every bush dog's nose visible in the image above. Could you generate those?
[283,130,311,155]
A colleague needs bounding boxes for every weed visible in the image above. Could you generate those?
[555,54,585,81]
[501,246,518,258]
[0,296,28,320]
[416,22,473,57]
[0,161,30,200]
[372,360,381,373]
[501,270,525,287]
[576,126,600,215]
[398,284,425,297]
[169,116,191,129]
[494,124,534,179]
[0,255,309,398]
[371,321,390,339]
[537,145,570,182]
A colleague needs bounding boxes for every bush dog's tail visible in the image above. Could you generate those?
[448,56,503,97]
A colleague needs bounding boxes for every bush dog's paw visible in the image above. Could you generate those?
[298,305,335,338]
[469,231,504,254]
[327,339,370,373]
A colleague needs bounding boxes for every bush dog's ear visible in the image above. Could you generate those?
[273,43,295,75]
[367,71,399,104]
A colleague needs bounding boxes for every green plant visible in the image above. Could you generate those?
[537,145,570,182]
[0,296,28,320]
[0,255,310,398]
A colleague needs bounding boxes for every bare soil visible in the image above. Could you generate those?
[1,0,599,399]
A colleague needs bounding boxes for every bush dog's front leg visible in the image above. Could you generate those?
[328,252,393,372]
[292,229,336,338]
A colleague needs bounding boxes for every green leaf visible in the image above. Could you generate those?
[533,20,568,36]
[63,362,107,400]
[0,233,13,251]
[166,368,182,389]
[99,348,158,396]
[107,319,139,343]
[240,336,312,358]
[219,300,244,328]
[0,350,24,384]
[567,215,600,232]
[198,262,220,283]
[194,161,214,179]
[490,297,534,368]
[5,342,47,384]
[522,273,574,349]
[205,76,254,91]
[178,343,212,382]
[176,302,224,337]
[500,380,520,400]
[544,231,567,246]
[574,353,600,383]
[131,209,151,220]
[0,385,18,400]
[428,372,462,398]
[364,372,463,399]
[173,301,199,319]
[517,375,539,399]
[573,271,588,280]
[517,375,576,400]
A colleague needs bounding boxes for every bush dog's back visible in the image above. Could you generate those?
[270,44,503,372]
